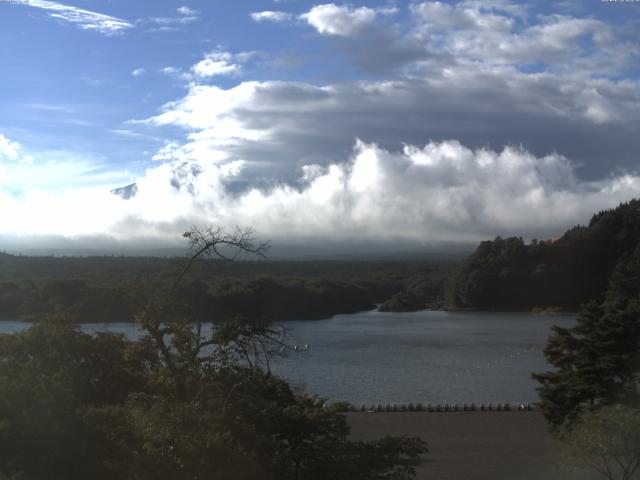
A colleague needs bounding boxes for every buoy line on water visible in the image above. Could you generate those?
[451,345,538,378]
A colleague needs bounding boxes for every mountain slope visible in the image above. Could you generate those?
[446,199,640,310]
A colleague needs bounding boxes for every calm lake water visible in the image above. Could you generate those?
[0,310,574,405]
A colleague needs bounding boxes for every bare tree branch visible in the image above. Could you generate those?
[173,225,269,291]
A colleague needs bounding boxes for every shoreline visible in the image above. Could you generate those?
[0,307,577,324]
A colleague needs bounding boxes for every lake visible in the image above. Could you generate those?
[0,310,574,406]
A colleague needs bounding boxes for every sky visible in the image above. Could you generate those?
[0,0,639,254]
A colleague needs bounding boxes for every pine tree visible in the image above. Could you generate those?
[533,245,640,431]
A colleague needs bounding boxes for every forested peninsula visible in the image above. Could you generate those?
[0,254,453,323]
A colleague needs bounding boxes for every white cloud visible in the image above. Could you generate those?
[158,66,193,82]
[0,134,21,161]
[250,11,294,23]
[177,6,198,16]
[151,141,182,162]
[159,66,181,75]
[15,0,133,35]
[301,3,396,36]
[137,88,265,167]
[142,5,200,29]
[192,50,241,78]
[0,140,638,246]
[408,3,634,75]
[1,138,138,220]
[140,81,265,140]
[290,2,637,80]
[131,68,146,77]
[0,138,132,239]
[147,15,199,26]
[411,1,514,33]
[211,140,638,242]
[154,51,251,83]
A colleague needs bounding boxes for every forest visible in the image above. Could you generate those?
[446,200,640,311]
[0,227,431,480]
[0,251,454,323]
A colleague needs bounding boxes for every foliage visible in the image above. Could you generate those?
[0,316,427,479]
[0,226,428,479]
[0,251,453,323]
[448,200,640,310]
[533,243,640,430]
[560,405,640,480]
[378,291,426,312]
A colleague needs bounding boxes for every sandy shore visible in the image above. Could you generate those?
[348,412,601,480]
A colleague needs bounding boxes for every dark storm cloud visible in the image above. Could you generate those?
[147,71,639,183]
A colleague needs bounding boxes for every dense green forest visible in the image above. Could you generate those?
[530,230,640,475]
[0,253,454,323]
[446,200,640,311]
[533,240,640,430]
[0,309,427,479]
[0,228,429,479]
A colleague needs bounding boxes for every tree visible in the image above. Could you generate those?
[560,405,640,480]
[0,226,427,479]
[174,225,269,289]
[448,200,640,311]
[533,244,640,430]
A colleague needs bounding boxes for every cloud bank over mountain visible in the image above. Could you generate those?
[1,136,638,253]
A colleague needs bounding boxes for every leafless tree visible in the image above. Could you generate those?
[134,225,292,398]
[174,225,269,290]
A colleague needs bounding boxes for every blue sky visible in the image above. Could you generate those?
[0,0,639,253]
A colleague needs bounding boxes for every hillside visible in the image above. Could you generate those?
[445,200,640,311]
[0,254,453,323]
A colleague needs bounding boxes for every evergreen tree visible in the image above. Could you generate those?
[533,244,640,430]
[449,199,640,311]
